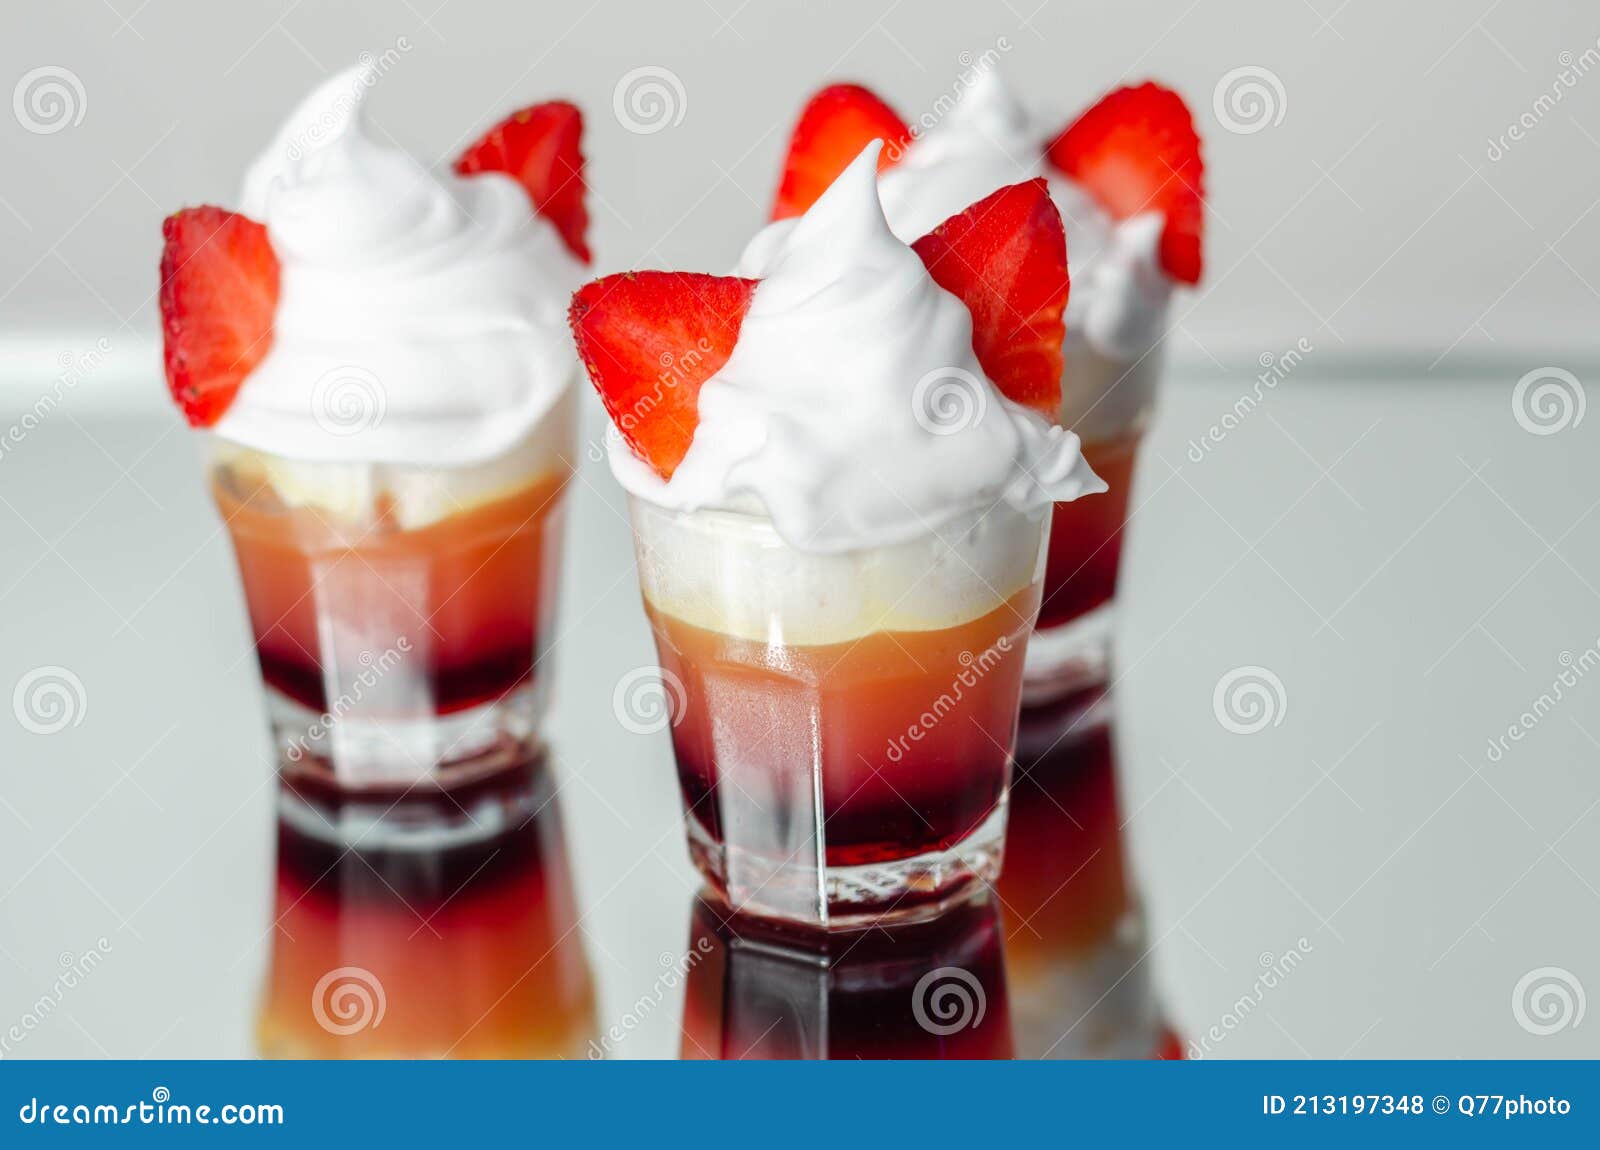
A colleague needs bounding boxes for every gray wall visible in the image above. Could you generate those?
[3,0,1598,378]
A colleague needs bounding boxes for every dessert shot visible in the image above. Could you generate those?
[772,72,1205,700]
[573,146,1102,927]
[156,66,590,787]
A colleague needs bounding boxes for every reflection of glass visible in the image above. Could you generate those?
[630,497,1047,928]
[257,745,595,1058]
[1025,344,1159,702]
[998,688,1181,1058]
[680,892,1013,1059]
[213,391,574,788]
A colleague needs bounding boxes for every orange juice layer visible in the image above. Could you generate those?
[1037,432,1142,630]
[214,468,566,715]
[647,585,1039,868]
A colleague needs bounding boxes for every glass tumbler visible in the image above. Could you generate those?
[1025,328,1163,704]
[627,495,1050,928]
[212,388,575,789]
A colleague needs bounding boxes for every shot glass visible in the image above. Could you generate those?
[628,495,1049,928]
[212,387,575,789]
[1024,333,1162,704]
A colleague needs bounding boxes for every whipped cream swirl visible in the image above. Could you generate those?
[217,65,583,466]
[608,143,1103,554]
[877,69,1172,364]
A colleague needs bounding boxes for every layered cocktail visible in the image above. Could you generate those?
[156,66,593,785]
[210,405,572,780]
[1027,81,1202,697]
[633,499,1041,917]
[574,148,1101,926]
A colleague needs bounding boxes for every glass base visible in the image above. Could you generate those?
[269,682,541,791]
[686,801,1008,930]
[1022,601,1115,707]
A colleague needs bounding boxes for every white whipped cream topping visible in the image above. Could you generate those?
[877,69,1173,366]
[216,65,583,467]
[609,143,1102,555]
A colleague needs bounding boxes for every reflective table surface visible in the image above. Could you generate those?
[2,356,1597,1058]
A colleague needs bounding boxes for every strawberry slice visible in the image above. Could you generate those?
[569,272,758,479]
[772,84,911,220]
[912,179,1068,420]
[159,206,280,428]
[1044,82,1205,285]
[456,101,591,264]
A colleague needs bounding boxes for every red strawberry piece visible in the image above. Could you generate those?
[1044,82,1205,285]
[159,206,280,428]
[456,101,591,264]
[569,272,758,479]
[772,83,911,220]
[912,179,1069,420]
